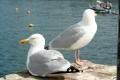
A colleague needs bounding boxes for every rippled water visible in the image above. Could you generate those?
[0,0,118,77]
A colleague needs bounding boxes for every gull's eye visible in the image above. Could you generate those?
[31,38,36,39]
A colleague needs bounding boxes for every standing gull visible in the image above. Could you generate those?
[20,34,71,76]
[49,9,97,65]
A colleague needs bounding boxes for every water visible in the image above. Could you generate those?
[0,0,118,77]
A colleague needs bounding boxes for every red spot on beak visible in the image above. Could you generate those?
[20,39,29,44]
[21,42,24,44]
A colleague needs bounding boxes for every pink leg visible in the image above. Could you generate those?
[77,49,80,61]
[75,49,87,65]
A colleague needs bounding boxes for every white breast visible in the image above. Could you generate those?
[70,25,97,49]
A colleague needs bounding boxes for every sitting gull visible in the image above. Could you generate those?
[49,9,97,65]
[20,34,79,76]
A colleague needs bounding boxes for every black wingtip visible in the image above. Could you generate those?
[67,66,83,73]
[52,66,83,74]
[44,46,49,50]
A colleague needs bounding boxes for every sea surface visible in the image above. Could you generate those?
[0,0,118,77]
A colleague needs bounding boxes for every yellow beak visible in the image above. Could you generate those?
[20,39,29,44]
[95,13,98,16]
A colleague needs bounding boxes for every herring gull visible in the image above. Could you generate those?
[49,9,97,65]
[20,34,71,76]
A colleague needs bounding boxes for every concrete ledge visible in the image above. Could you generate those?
[0,60,117,80]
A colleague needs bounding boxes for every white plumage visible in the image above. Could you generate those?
[20,34,71,76]
[49,9,97,65]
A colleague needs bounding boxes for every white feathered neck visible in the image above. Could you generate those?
[81,9,96,26]
[28,34,45,56]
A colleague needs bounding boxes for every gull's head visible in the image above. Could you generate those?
[20,34,45,47]
[83,9,97,17]
[82,9,97,25]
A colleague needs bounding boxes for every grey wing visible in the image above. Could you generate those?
[49,24,85,49]
[30,50,64,63]
[28,50,70,76]
[28,54,50,76]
